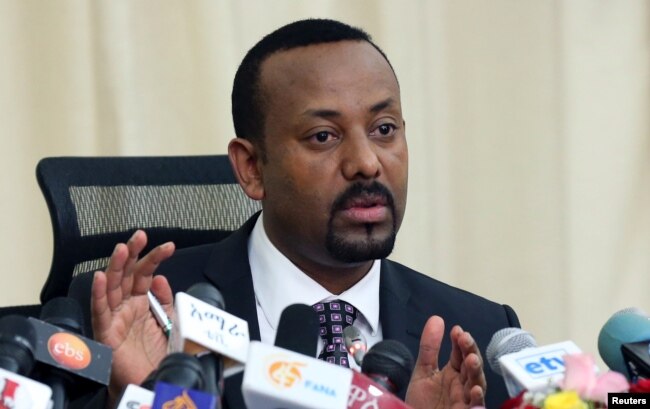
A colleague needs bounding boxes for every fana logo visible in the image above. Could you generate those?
[47,332,91,370]
[267,360,306,389]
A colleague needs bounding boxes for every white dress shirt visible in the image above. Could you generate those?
[248,212,383,370]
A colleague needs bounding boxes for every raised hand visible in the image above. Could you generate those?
[405,316,487,409]
[90,230,175,403]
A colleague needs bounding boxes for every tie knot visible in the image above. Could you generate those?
[312,300,358,367]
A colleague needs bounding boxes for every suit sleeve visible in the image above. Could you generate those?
[503,304,520,328]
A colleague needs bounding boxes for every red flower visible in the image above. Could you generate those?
[501,390,527,409]
[630,379,650,393]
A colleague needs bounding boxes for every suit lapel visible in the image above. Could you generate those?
[379,260,442,366]
[200,214,261,409]
[202,214,261,342]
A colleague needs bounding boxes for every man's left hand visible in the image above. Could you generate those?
[405,315,486,409]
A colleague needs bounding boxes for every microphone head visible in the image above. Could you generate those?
[343,326,367,366]
[186,282,225,309]
[40,297,85,336]
[361,339,414,396]
[486,327,537,376]
[143,352,205,391]
[274,304,319,357]
[0,315,37,375]
[611,307,647,317]
[598,307,650,378]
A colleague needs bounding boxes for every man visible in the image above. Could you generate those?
[87,19,519,408]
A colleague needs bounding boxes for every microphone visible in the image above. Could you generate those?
[0,315,37,375]
[621,342,650,381]
[141,352,206,391]
[485,327,538,397]
[168,283,250,380]
[348,370,413,409]
[139,353,219,409]
[242,340,353,409]
[40,296,86,336]
[151,381,219,409]
[360,340,414,397]
[0,315,52,409]
[114,384,154,409]
[26,297,112,408]
[488,327,582,397]
[243,304,411,408]
[32,297,92,409]
[598,307,650,380]
[486,327,537,377]
[0,368,53,409]
[242,341,413,409]
[117,353,205,409]
[274,304,320,357]
[343,326,367,366]
[185,283,227,399]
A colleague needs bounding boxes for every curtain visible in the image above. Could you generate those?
[1,0,648,365]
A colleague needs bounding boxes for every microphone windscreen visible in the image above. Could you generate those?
[486,327,537,376]
[343,326,367,366]
[40,297,85,336]
[0,315,37,375]
[142,352,205,391]
[598,308,650,376]
[186,283,225,309]
[274,304,319,357]
[361,339,414,396]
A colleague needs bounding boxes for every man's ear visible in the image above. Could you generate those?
[228,138,265,201]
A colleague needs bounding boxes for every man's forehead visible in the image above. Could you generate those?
[258,40,399,102]
[260,40,396,84]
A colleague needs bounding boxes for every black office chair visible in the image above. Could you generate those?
[0,155,261,321]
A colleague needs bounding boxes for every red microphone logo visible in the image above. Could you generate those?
[0,378,19,409]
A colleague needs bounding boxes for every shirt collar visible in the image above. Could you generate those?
[248,213,380,335]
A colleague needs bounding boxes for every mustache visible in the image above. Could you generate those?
[330,181,396,214]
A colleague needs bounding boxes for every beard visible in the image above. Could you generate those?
[325,181,397,263]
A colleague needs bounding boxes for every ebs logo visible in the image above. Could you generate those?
[47,333,92,370]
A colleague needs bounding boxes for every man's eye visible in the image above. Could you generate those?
[312,131,333,143]
[372,123,397,137]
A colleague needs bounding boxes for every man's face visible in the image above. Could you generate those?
[256,40,408,272]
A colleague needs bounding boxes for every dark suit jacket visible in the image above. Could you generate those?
[71,214,519,408]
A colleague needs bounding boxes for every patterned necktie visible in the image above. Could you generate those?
[312,300,358,367]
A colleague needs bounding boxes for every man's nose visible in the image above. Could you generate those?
[340,132,381,180]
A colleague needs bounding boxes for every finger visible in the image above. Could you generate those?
[411,315,444,379]
[91,271,111,340]
[469,384,485,408]
[104,244,130,310]
[448,325,465,371]
[131,242,175,295]
[121,230,148,296]
[464,352,487,401]
[151,275,174,317]
[459,330,481,357]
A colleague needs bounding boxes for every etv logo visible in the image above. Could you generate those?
[516,348,568,379]
[47,333,91,370]
[267,361,306,388]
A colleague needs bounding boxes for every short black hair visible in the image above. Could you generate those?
[231,18,394,154]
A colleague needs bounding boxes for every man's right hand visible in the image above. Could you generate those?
[90,230,175,404]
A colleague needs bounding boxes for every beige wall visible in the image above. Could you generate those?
[1,0,648,364]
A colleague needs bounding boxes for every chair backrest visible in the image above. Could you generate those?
[36,155,261,303]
